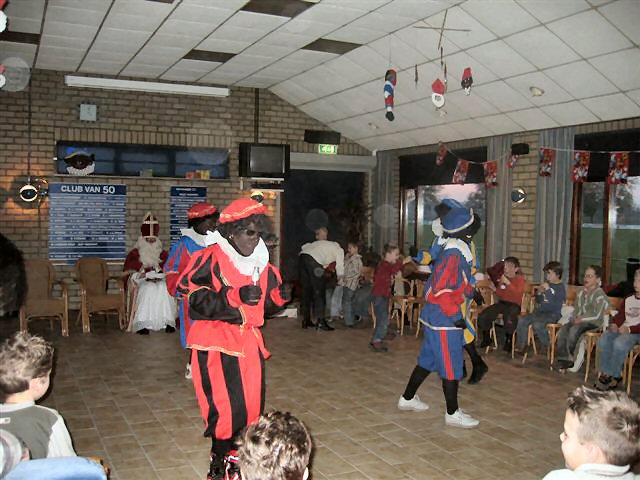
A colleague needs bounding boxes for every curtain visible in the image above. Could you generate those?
[485,135,513,266]
[372,151,395,253]
[533,127,575,282]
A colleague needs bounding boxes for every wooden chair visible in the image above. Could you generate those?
[469,279,495,335]
[389,278,415,336]
[623,344,640,394]
[19,259,69,336]
[584,296,623,382]
[510,283,537,359]
[544,284,581,368]
[485,281,532,354]
[75,257,125,333]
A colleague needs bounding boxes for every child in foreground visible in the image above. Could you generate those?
[0,332,75,459]
[238,410,312,480]
[543,386,640,479]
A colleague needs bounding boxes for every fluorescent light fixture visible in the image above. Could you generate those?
[64,75,229,97]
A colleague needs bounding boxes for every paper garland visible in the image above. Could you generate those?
[539,148,555,177]
[608,152,629,184]
[452,159,469,184]
[483,161,498,188]
[572,151,590,183]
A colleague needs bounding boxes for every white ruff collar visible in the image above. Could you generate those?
[205,230,269,276]
[443,238,473,263]
[66,163,95,176]
[180,227,208,247]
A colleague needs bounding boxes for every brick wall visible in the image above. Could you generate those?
[0,69,370,307]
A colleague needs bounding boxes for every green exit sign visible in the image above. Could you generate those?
[318,144,338,155]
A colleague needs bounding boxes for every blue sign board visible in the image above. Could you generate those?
[170,186,207,245]
[49,183,127,262]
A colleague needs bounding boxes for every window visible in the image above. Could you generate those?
[570,129,640,285]
[55,141,230,179]
[402,185,486,263]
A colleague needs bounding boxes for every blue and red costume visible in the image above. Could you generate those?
[418,240,474,380]
[165,232,207,347]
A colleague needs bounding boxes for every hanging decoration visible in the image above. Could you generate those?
[507,154,518,169]
[431,78,445,110]
[0,65,5,90]
[435,142,448,166]
[571,151,590,183]
[414,64,418,88]
[608,152,629,184]
[483,161,498,188]
[0,0,7,33]
[383,69,396,122]
[461,67,473,95]
[539,148,555,177]
[452,159,469,184]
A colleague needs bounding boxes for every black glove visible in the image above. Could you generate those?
[454,318,466,329]
[279,284,292,303]
[473,289,484,306]
[239,285,262,306]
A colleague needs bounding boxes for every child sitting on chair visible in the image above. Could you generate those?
[543,386,640,479]
[515,261,566,353]
[238,411,312,480]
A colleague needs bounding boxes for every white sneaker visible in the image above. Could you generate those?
[185,363,192,380]
[445,409,479,428]
[397,395,429,412]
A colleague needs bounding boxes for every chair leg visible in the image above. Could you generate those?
[399,303,406,336]
[584,338,594,383]
[511,331,516,359]
[62,308,69,337]
[19,307,27,333]
[529,326,538,356]
[82,300,90,334]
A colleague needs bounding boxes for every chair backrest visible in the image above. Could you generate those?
[521,282,536,314]
[607,296,623,312]
[75,257,109,295]
[565,284,581,306]
[24,259,56,300]
[475,279,495,306]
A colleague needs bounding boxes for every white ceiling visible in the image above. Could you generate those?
[2,0,639,152]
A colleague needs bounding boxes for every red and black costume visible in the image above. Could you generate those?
[175,198,287,478]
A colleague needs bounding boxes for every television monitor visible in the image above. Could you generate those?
[239,143,290,180]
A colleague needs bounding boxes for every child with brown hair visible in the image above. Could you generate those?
[0,332,75,459]
[238,411,312,480]
[543,386,640,479]
[370,244,403,352]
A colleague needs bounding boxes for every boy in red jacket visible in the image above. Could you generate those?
[478,256,526,352]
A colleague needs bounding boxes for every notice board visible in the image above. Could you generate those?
[169,186,207,245]
[49,183,127,263]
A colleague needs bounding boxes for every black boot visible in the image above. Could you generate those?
[302,318,314,329]
[462,361,467,379]
[316,318,335,331]
[479,331,491,348]
[503,334,512,353]
[207,451,224,480]
[468,359,488,385]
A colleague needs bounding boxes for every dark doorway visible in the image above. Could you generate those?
[281,169,365,282]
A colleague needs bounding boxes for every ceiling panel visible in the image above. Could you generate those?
[518,0,591,23]
[544,60,618,99]
[472,81,534,112]
[474,114,525,135]
[466,40,536,78]
[505,26,580,69]
[541,101,600,125]
[3,0,45,34]
[426,7,497,50]
[547,9,632,58]
[580,93,640,121]
[589,48,640,92]
[461,0,539,37]
[506,107,559,130]
[599,0,640,45]
[505,71,574,106]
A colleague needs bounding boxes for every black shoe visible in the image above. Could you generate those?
[165,325,175,333]
[302,319,314,329]
[503,337,512,353]
[479,334,491,348]
[556,359,574,370]
[136,328,149,335]
[316,319,335,331]
[369,341,388,353]
[468,361,488,385]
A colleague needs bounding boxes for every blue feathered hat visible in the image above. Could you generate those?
[442,207,474,234]
[441,198,464,209]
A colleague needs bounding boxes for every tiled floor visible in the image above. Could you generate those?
[3,313,634,480]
